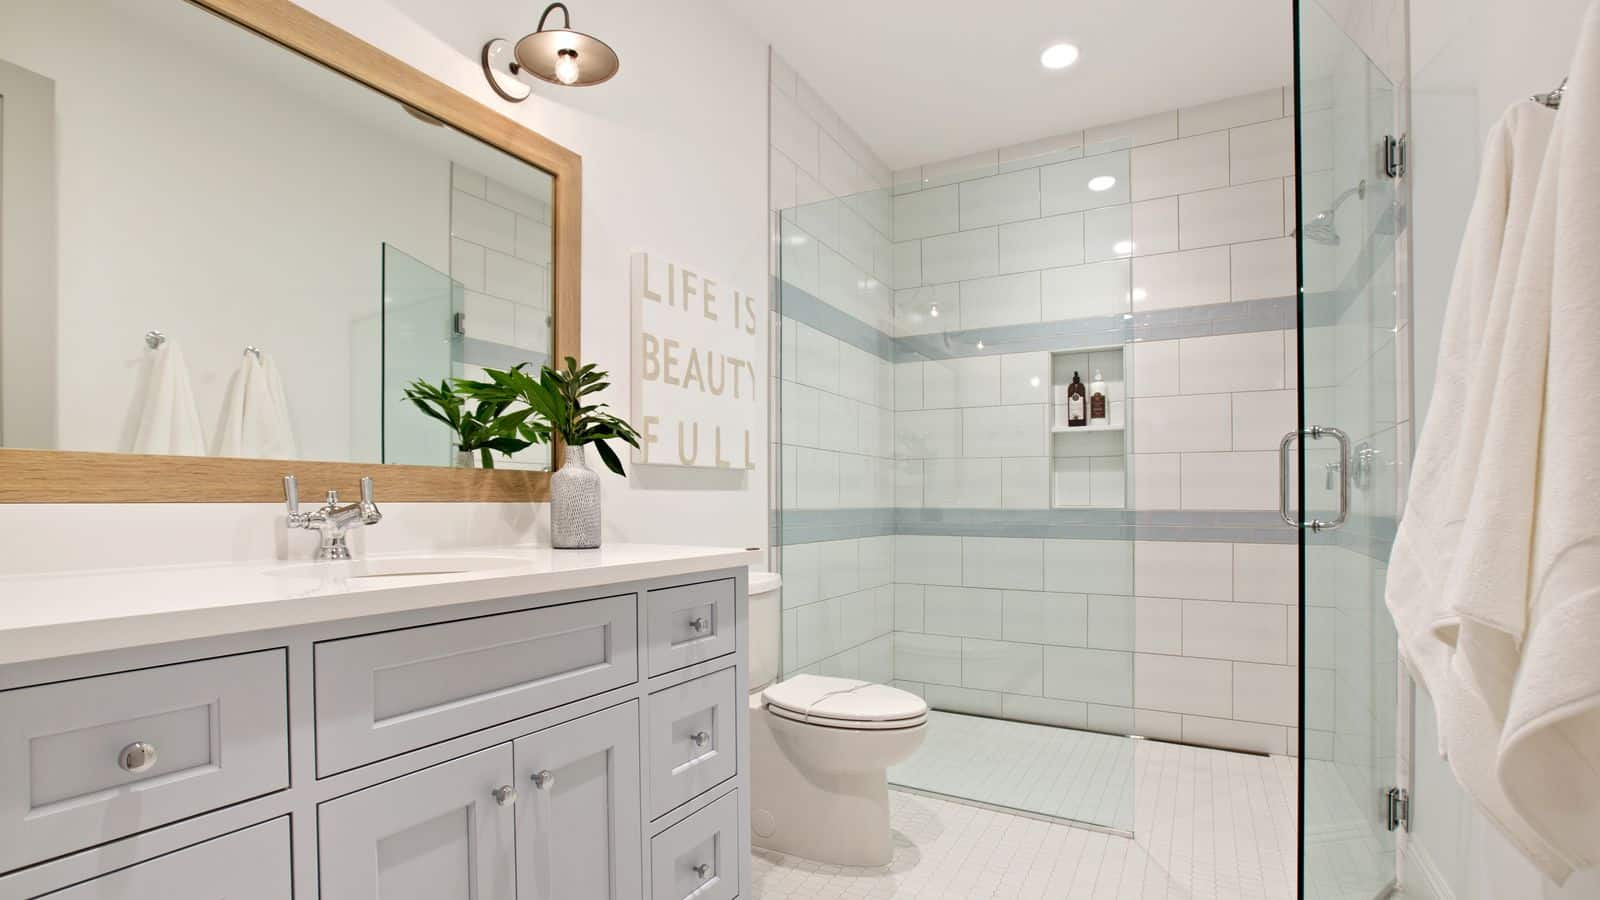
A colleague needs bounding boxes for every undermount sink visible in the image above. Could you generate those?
[269,556,528,581]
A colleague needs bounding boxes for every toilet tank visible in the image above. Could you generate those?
[748,571,781,692]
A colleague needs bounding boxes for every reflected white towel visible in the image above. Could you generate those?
[131,340,207,456]
[216,352,296,459]
[260,353,298,459]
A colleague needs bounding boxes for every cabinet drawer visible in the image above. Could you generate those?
[650,790,740,900]
[0,650,289,874]
[39,818,290,899]
[646,668,737,819]
[645,579,735,677]
[314,594,637,775]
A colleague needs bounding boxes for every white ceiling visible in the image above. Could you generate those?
[722,0,1294,170]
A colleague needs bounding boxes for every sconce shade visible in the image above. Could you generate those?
[513,3,619,87]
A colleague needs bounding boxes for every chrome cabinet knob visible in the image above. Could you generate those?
[689,616,708,634]
[690,731,711,748]
[692,862,711,880]
[531,769,555,790]
[492,785,517,807]
[118,741,158,773]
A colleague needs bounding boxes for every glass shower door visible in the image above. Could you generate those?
[1295,3,1403,898]
[381,243,463,466]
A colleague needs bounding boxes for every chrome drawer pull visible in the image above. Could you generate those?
[118,741,158,774]
[690,730,711,748]
[492,785,517,807]
[689,616,708,634]
[531,769,555,790]
[692,862,712,880]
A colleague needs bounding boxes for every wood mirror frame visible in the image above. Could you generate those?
[0,0,579,503]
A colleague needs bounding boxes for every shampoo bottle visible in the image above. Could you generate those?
[1089,369,1107,423]
[1067,372,1087,427]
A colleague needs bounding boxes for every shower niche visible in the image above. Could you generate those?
[1049,344,1129,509]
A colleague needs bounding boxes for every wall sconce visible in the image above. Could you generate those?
[482,2,620,101]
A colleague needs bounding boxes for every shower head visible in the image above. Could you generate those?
[1294,179,1367,246]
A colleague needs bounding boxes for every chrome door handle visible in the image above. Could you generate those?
[690,730,711,748]
[1279,426,1352,532]
[689,616,708,634]
[492,785,517,807]
[531,769,555,790]
[118,741,158,773]
[692,862,712,880]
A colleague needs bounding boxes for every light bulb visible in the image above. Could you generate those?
[1029,376,1041,387]
[1088,175,1116,192]
[1112,240,1135,256]
[976,340,985,350]
[929,303,940,318]
[1040,43,1079,69]
[554,50,580,85]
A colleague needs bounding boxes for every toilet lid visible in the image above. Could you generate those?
[762,674,928,726]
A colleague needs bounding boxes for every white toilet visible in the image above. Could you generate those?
[747,572,929,867]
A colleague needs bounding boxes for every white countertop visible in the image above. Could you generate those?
[0,543,755,666]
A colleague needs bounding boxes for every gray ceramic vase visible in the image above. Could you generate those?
[551,445,602,549]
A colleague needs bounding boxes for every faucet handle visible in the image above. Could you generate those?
[360,477,374,506]
[283,475,300,514]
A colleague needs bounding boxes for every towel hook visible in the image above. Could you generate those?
[1533,76,1568,109]
[244,345,264,361]
[144,330,167,350]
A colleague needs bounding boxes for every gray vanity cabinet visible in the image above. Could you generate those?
[513,701,643,900]
[318,744,518,900]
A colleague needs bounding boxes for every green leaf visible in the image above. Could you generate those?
[592,439,626,476]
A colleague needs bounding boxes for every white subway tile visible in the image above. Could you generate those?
[1041,260,1132,320]
[893,241,922,289]
[999,132,1085,172]
[962,537,1044,590]
[1182,600,1288,664]
[780,381,820,448]
[1181,715,1287,754]
[1002,590,1088,646]
[1178,180,1285,248]
[950,356,1001,408]
[1044,539,1134,594]
[963,404,1047,457]
[922,149,999,187]
[959,169,1041,229]
[1231,389,1296,450]
[959,272,1041,329]
[1134,653,1232,717]
[1000,352,1051,404]
[893,185,959,240]
[1088,456,1125,508]
[922,229,999,284]
[1000,457,1051,509]
[780,224,820,296]
[794,447,839,509]
[922,684,1002,715]
[514,216,553,266]
[463,291,515,345]
[834,203,878,272]
[893,284,959,336]
[1179,88,1285,135]
[1134,708,1185,742]
[1131,247,1231,311]
[923,585,1003,638]
[1180,331,1286,393]
[1135,596,1184,654]
[818,540,860,599]
[998,214,1085,273]
[452,191,516,254]
[1002,694,1088,728]
[451,166,486,197]
[859,634,894,683]
[783,542,821,608]
[1305,667,1335,730]
[770,87,820,176]
[1229,117,1295,184]
[794,323,841,393]
[963,639,1044,693]
[859,536,895,590]
[1131,340,1180,397]
[1134,540,1232,601]
[895,409,962,458]
[1233,661,1297,724]
[451,239,486,292]
[815,392,858,452]
[1132,393,1232,452]
[892,167,923,196]
[923,459,1003,508]
[1053,457,1090,507]
[1131,132,1230,201]
[894,583,925,631]
[1230,237,1296,301]
[1180,451,1279,510]
[1041,151,1131,214]
[895,534,964,586]
[1084,205,1134,262]
[1131,198,1179,256]
[819,132,865,199]
[1087,594,1135,650]
[894,362,923,411]
[1132,453,1182,509]
[894,632,963,685]
[921,360,957,409]
[1086,704,1136,735]
[894,459,925,507]
[1084,111,1178,154]
[1234,543,1297,605]
[1043,646,1133,706]
[836,344,880,406]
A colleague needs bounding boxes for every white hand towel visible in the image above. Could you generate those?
[1384,101,1569,878]
[1493,0,1600,873]
[216,352,295,459]
[260,353,299,460]
[130,339,207,456]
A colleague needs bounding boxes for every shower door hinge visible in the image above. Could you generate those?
[453,312,467,336]
[1383,135,1407,179]
[1385,786,1410,831]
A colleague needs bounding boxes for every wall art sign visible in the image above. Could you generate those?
[629,251,760,468]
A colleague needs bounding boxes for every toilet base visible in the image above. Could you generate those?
[748,696,923,868]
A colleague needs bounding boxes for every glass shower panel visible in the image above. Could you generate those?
[1296,2,1402,897]
[381,243,462,466]
[773,157,1136,832]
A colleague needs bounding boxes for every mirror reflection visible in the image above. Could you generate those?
[0,0,556,469]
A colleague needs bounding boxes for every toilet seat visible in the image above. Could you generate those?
[762,674,927,731]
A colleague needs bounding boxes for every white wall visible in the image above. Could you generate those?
[0,0,771,574]
[1406,0,1600,896]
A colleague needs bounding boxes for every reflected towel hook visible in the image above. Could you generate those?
[244,345,263,361]
[144,330,167,350]
[1533,76,1568,109]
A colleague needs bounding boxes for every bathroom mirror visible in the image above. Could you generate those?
[0,0,580,501]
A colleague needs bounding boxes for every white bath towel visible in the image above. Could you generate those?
[1384,97,1567,879]
[215,352,296,459]
[260,353,299,459]
[131,339,207,456]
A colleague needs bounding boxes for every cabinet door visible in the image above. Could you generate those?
[319,745,516,900]
[513,702,642,900]
[40,818,290,899]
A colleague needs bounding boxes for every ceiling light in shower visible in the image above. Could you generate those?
[1112,240,1135,256]
[1040,43,1080,69]
[1087,175,1117,192]
[929,303,941,319]
[483,2,620,101]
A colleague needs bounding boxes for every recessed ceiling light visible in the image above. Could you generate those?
[1040,43,1079,70]
[1088,175,1117,192]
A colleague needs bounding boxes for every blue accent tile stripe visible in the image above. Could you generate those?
[775,508,1298,546]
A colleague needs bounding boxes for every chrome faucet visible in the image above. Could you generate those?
[283,475,382,560]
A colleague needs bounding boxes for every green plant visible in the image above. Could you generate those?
[402,365,536,469]
[508,357,641,477]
